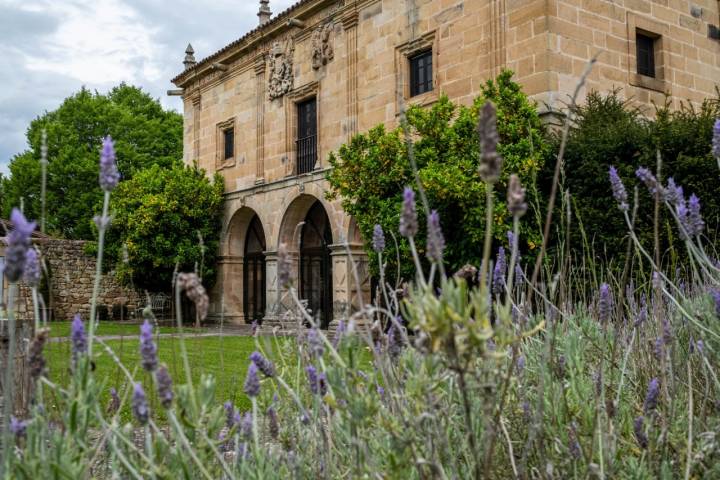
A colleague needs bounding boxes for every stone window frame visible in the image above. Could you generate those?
[284,81,321,176]
[627,13,669,93]
[215,117,237,170]
[395,30,439,111]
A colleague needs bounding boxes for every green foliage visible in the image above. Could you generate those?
[550,90,720,265]
[327,71,549,279]
[104,164,224,292]
[2,84,183,239]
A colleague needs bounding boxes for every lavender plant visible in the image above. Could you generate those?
[3,111,720,480]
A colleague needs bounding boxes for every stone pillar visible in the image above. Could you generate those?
[328,244,370,332]
[212,255,244,324]
[262,250,300,330]
[342,11,359,142]
[255,54,266,184]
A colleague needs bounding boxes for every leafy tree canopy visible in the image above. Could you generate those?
[550,90,720,268]
[326,71,550,279]
[2,83,183,239]
[104,164,224,292]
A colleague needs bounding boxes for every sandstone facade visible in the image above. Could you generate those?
[171,0,720,326]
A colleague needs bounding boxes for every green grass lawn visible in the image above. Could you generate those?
[45,331,293,423]
[46,321,203,338]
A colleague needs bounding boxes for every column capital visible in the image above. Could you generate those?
[341,11,359,30]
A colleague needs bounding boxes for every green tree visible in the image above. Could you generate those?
[551,90,720,267]
[104,164,224,292]
[326,71,549,280]
[2,84,183,239]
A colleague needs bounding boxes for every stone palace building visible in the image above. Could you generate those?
[171,0,720,327]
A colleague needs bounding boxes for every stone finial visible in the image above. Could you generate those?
[258,0,272,26]
[183,43,196,69]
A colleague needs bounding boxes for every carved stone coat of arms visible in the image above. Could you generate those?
[268,41,294,100]
[311,23,334,70]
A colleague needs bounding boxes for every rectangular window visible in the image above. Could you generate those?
[223,128,234,160]
[296,97,317,175]
[410,50,433,97]
[636,32,656,78]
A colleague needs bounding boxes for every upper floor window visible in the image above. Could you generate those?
[296,97,317,175]
[410,50,433,97]
[636,32,656,78]
[224,128,235,160]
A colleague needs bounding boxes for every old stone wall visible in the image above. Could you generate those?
[16,239,142,322]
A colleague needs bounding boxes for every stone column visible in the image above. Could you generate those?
[342,11,359,142]
[328,244,370,333]
[212,255,244,324]
[262,250,300,330]
[255,54,266,184]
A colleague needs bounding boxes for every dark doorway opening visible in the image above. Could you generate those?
[300,201,333,329]
[243,215,266,324]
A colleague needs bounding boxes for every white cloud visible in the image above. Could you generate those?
[0,0,297,174]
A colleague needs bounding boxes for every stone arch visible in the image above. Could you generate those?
[276,193,338,252]
[224,206,270,257]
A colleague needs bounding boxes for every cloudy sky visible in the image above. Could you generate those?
[0,0,296,174]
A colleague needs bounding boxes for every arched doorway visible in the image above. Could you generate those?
[243,215,266,323]
[300,201,333,329]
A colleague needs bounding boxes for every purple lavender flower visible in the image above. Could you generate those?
[598,283,611,323]
[224,401,237,429]
[240,412,253,439]
[665,178,684,206]
[516,355,526,375]
[4,209,36,282]
[653,337,664,360]
[23,248,41,287]
[387,322,404,359]
[399,187,418,238]
[250,351,275,378]
[636,167,662,197]
[244,362,260,397]
[633,416,648,449]
[686,194,704,237]
[696,339,704,355]
[139,319,158,372]
[332,320,345,349]
[99,136,120,191]
[568,422,581,459]
[155,364,173,408]
[306,327,324,358]
[267,405,279,439]
[478,101,503,183]
[492,247,506,295]
[426,210,445,264]
[712,289,720,318]
[71,314,87,362]
[372,224,385,252]
[132,383,149,425]
[108,387,120,415]
[634,294,647,328]
[251,320,258,336]
[507,174,527,217]
[28,328,49,381]
[713,119,720,160]
[643,378,660,414]
[608,166,628,211]
[306,365,327,396]
[10,416,27,439]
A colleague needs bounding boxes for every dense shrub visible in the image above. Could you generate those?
[2,84,183,239]
[549,91,720,267]
[103,164,224,291]
[327,71,549,279]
